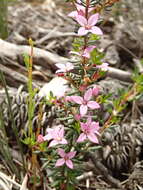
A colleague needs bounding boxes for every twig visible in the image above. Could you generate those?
[36,30,77,45]
[76,171,93,181]
[133,58,143,73]
[20,174,28,190]
[0,171,21,188]
[107,66,132,83]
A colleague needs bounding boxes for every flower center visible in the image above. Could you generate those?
[83,100,87,105]
[84,125,90,135]
[64,156,69,160]
[85,25,91,30]
[56,137,62,141]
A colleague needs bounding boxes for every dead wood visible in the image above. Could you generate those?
[0,39,68,87]
[107,66,133,83]
[0,39,68,69]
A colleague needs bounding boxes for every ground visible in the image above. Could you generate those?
[0,0,143,189]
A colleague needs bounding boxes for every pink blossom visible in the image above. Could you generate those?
[55,148,76,169]
[92,86,99,96]
[65,96,74,102]
[37,134,44,143]
[96,63,109,71]
[38,125,67,147]
[70,88,100,116]
[77,117,99,143]
[55,62,74,73]
[68,1,94,19]
[70,45,96,58]
[74,114,81,121]
[76,13,103,36]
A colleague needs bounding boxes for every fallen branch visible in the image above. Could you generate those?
[0,39,68,70]
[107,66,132,83]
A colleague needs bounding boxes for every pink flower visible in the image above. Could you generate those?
[96,63,109,71]
[77,117,99,143]
[40,125,68,147]
[65,96,73,102]
[74,114,81,121]
[55,148,76,169]
[68,1,94,19]
[37,134,44,143]
[76,13,103,36]
[70,88,100,116]
[92,86,99,96]
[70,45,96,59]
[55,62,74,73]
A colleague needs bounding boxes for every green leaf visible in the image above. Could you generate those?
[73,122,80,133]
[23,53,30,69]
[67,183,75,190]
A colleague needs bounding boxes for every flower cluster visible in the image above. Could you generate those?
[37,0,108,171]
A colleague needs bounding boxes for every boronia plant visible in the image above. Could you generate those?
[23,0,143,189]
[34,0,117,189]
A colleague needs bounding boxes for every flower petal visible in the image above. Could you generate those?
[77,133,87,142]
[90,26,103,35]
[96,63,109,71]
[59,127,64,138]
[84,88,92,101]
[87,101,100,109]
[87,133,99,143]
[60,138,68,145]
[55,158,65,167]
[76,3,85,12]
[83,46,96,58]
[80,104,88,116]
[92,86,99,96]
[78,27,88,36]
[37,135,44,143]
[90,122,99,132]
[57,148,65,157]
[80,122,87,131]
[66,159,73,169]
[49,140,59,147]
[67,151,76,159]
[76,15,87,26]
[84,45,96,54]
[88,13,99,26]
[43,133,52,141]
[68,11,78,18]
[86,117,92,126]
[71,96,83,104]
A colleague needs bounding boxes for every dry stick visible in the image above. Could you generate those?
[133,58,143,73]
[0,40,134,84]
[85,152,123,189]
[0,39,68,69]
[35,31,77,45]
[106,66,133,83]
[76,171,93,181]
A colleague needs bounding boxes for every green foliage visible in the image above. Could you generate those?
[90,48,105,65]
[23,40,37,143]
[0,0,8,39]
[0,70,25,178]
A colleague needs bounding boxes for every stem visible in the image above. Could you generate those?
[28,39,34,138]
[100,84,138,133]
